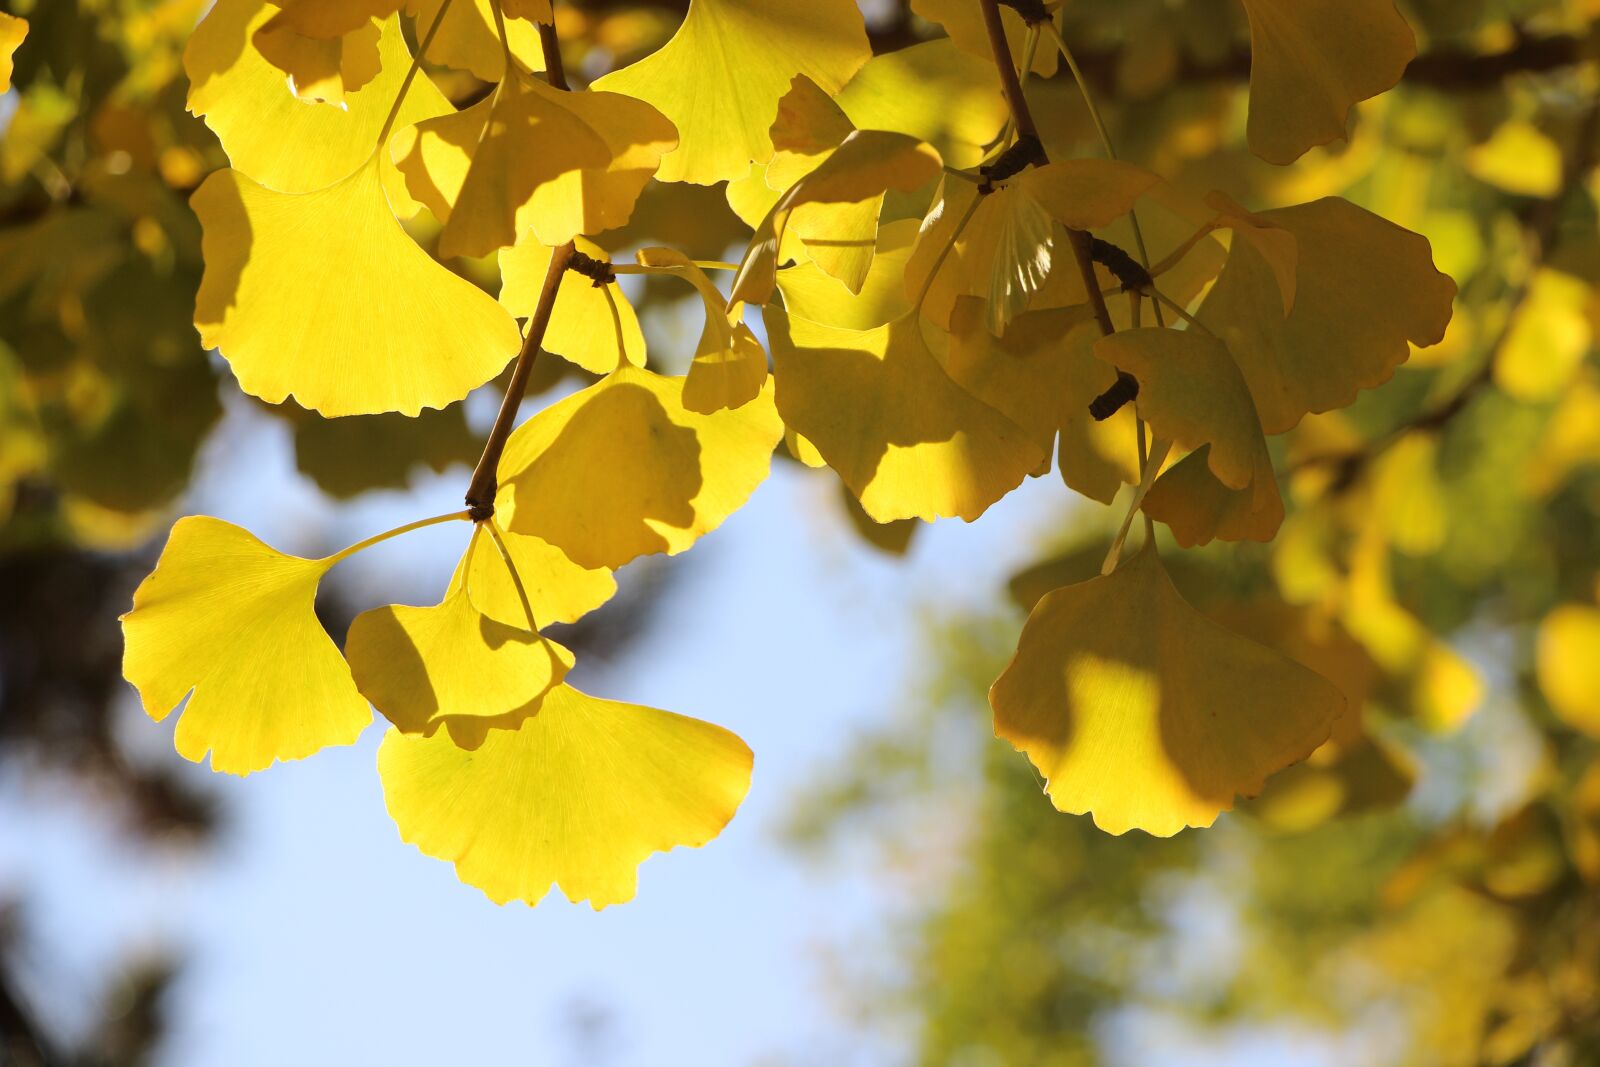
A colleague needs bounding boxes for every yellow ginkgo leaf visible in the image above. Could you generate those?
[906,160,1161,332]
[447,524,616,627]
[764,307,1044,522]
[990,543,1343,837]
[943,296,1100,457]
[408,0,544,82]
[1058,404,1141,505]
[346,582,572,737]
[253,6,383,104]
[834,39,1009,171]
[1,13,29,94]
[1238,0,1416,165]
[192,155,522,416]
[377,683,753,908]
[765,75,856,191]
[1095,327,1283,546]
[909,0,1057,78]
[1536,605,1600,738]
[499,365,783,569]
[394,71,675,258]
[1197,196,1455,435]
[502,0,553,21]
[1205,190,1297,314]
[637,247,768,414]
[777,217,919,331]
[256,0,402,38]
[120,517,371,776]
[732,130,942,306]
[500,234,645,374]
[186,0,451,193]
[591,0,870,185]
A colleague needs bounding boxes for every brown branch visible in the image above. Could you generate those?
[463,14,574,521]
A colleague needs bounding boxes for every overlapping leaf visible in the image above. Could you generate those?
[764,307,1044,522]
[500,235,645,374]
[394,71,676,258]
[991,543,1343,836]
[499,365,783,569]
[446,525,617,627]
[592,0,870,185]
[192,154,522,415]
[637,247,768,414]
[378,684,753,908]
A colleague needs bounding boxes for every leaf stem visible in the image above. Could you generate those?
[484,518,542,631]
[913,192,984,314]
[324,510,472,567]
[613,260,741,275]
[376,0,455,149]
[463,13,574,521]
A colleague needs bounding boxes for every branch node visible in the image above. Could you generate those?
[997,0,1050,25]
[1090,237,1152,292]
[977,134,1046,193]
[1089,372,1139,421]
[567,250,616,287]
[465,499,495,523]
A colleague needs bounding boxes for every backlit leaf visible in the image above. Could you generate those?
[193,155,521,416]
[409,0,545,82]
[185,0,451,192]
[764,307,1044,522]
[1238,0,1416,165]
[637,247,768,414]
[500,235,645,374]
[377,683,753,908]
[120,517,371,775]
[447,525,617,627]
[592,0,870,185]
[499,365,783,568]
[253,8,381,104]
[990,543,1343,836]
[1197,196,1455,435]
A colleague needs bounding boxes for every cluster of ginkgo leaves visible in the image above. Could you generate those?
[27,0,1457,907]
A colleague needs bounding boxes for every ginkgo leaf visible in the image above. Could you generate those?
[377,683,753,908]
[499,365,783,569]
[1058,405,1141,505]
[637,247,768,414]
[732,130,942,306]
[1197,196,1455,435]
[0,13,24,94]
[253,7,382,104]
[834,39,1009,171]
[777,217,919,331]
[943,296,1100,457]
[990,543,1343,836]
[1205,190,1297,314]
[500,235,645,374]
[910,0,1057,78]
[394,70,675,258]
[1238,0,1416,165]
[1537,605,1600,738]
[186,0,451,193]
[446,525,616,627]
[192,155,522,416]
[592,0,870,185]
[120,516,371,776]
[1094,327,1284,546]
[501,0,553,21]
[764,307,1044,522]
[906,161,1161,332]
[346,581,572,737]
[408,0,545,82]
[765,75,856,190]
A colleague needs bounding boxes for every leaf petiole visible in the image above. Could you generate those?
[484,518,542,632]
[375,0,456,149]
[324,510,473,567]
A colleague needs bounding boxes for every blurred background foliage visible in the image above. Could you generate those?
[4,0,1600,1064]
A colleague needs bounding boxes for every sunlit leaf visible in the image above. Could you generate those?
[777,217,919,331]
[394,71,675,258]
[377,683,753,908]
[192,155,522,415]
[991,543,1343,836]
[120,517,371,775]
[764,307,1044,522]
[1197,196,1455,435]
[409,0,545,82]
[499,365,783,568]
[592,0,870,185]
[346,574,571,737]
[185,0,451,192]
[446,525,617,627]
[500,235,645,374]
[834,39,1008,170]
[253,7,381,104]
[1238,0,1416,165]
[637,247,768,414]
